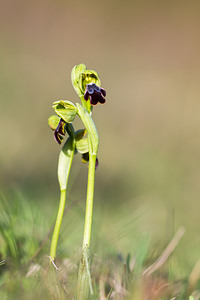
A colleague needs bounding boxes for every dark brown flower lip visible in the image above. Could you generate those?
[54,131,63,144]
[54,118,66,144]
[84,83,106,105]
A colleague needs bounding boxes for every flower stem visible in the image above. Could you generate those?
[50,189,66,261]
[75,103,99,299]
[49,135,75,262]
[82,153,96,248]
[77,153,96,300]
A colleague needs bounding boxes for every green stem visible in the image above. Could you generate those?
[76,103,99,299]
[50,189,66,261]
[76,103,99,155]
[82,153,96,248]
[80,95,92,114]
[77,153,96,300]
[76,103,98,248]
[50,135,75,262]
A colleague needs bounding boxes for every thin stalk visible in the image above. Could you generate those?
[77,153,96,300]
[50,189,66,261]
[50,135,75,262]
[82,153,96,248]
[76,103,99,299]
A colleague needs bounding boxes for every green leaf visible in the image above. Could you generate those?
[48,115,61,131]
[52,100,77,123]
[58,136,75,190]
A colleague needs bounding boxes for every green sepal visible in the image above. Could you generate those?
[52,100,77,123]
[76,138,89,154]
[71,64,87,98]
[74,129,88,154]
[58,136,75,191]
[48,115,61,131]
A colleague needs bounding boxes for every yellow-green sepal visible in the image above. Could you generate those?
[76,138,89,154]
[52,100,77,123]
[75,129,89,154]
[48,115,61,131]
[71,64,87,98]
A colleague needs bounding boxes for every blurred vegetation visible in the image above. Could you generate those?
[1,0,200,298]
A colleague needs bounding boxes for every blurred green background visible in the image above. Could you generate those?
[1,0,200,278]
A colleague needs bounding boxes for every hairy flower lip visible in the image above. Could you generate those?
[84,83,106,105]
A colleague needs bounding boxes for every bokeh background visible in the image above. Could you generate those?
[1,0,200,278]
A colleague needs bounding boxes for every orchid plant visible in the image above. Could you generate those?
[48,64,106,299]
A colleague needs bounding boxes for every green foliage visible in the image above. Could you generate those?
[0,190,199,300]
[0,191,47,266]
